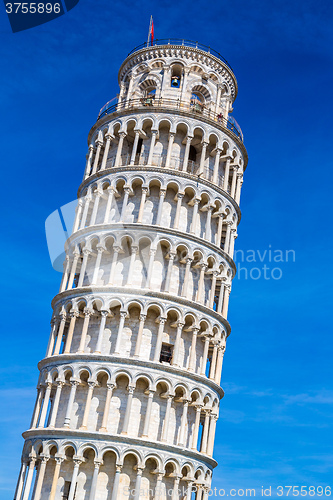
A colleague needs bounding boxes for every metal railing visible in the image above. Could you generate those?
[97,97,243,142]
[126,39,233,72]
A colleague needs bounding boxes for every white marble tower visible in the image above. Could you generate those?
[15,39,248,500]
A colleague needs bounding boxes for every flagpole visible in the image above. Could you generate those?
[147,16,152,47]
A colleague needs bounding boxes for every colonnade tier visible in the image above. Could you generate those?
[46,288,227,384]
[28,359,220,458]
[58,228,233,320]
[17,435,213,500]
[82,111,246,200]
[73,169,240,253]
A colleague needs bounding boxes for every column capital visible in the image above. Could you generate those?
[69,309,80,319]
[94,459,103,468]
[139,313,147,322]
[70,379,80,388]
[107,382,116,391]
[127,385,135,394]
[100,309,109,318]
[115,464,123,473]
[82,248,91,256]
[39,455,50,464]
[159,188,167,196]
[54,456,65,465]
[146,389,155,397]
[83,307,94,317]
[158,316,167,325]
[73,457,83,467]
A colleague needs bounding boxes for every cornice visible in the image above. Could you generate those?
[51,286,232,336]
[78,164,242,222]
[65,222,237,276]
[37,353,224,398]
[22,428,218,469]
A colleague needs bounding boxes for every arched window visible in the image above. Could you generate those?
[190,92,204,111]
[170,64,182,88]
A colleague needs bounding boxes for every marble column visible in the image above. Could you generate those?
[147,130,157,165]
[199,142,208,175]
[80,381,96,430]
[38,382,52,428]
[182,136,193,172]
[68,459,82,500]
[49,457,64,500]
[111,465,122,500]
[14,459,28,500]
[77,248,90,288]
[188,328,199,372]
[223,158,230,192]
[100,134,113,171]
[22,458,36,500]
[153,317,167,362]
[63,310,79,354]
[130,130,140,165]
[114,310,127,354]
[100,383,115,432]
[178,400,189,446]
[92,245,104,285]
[161,395,173,442]
[156,188,166,225]
[181,258,192,298]
[48,381,64,428]
[64,380,79,428]
[91,140,103,175]
[134,314,147,357]
[172,321,185,367]
[78,308,93,353]
[115,132,126,167]
[103,186,115,224]
[164,251,176,293]
[165,132,175,168]
[121,385,135,434]
[191,405,202,450]
[137,186,149,223]
[173,192,184,229]
[142,389,155,437]
[94,310,109,354]
[33,455,49,500]
[88,460,102,500]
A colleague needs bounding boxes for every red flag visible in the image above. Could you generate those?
[151,18,154,45]
[147,16,154,47]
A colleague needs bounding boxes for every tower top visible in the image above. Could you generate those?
[118,39,238,102]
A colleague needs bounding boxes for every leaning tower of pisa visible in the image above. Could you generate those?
[15,40,247,500]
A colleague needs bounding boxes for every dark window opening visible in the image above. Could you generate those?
[137,138,143,156]
[63,481,77,500]
[160,343,173,363]
[189,146,197,162]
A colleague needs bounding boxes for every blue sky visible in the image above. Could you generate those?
[1,0,332,497]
